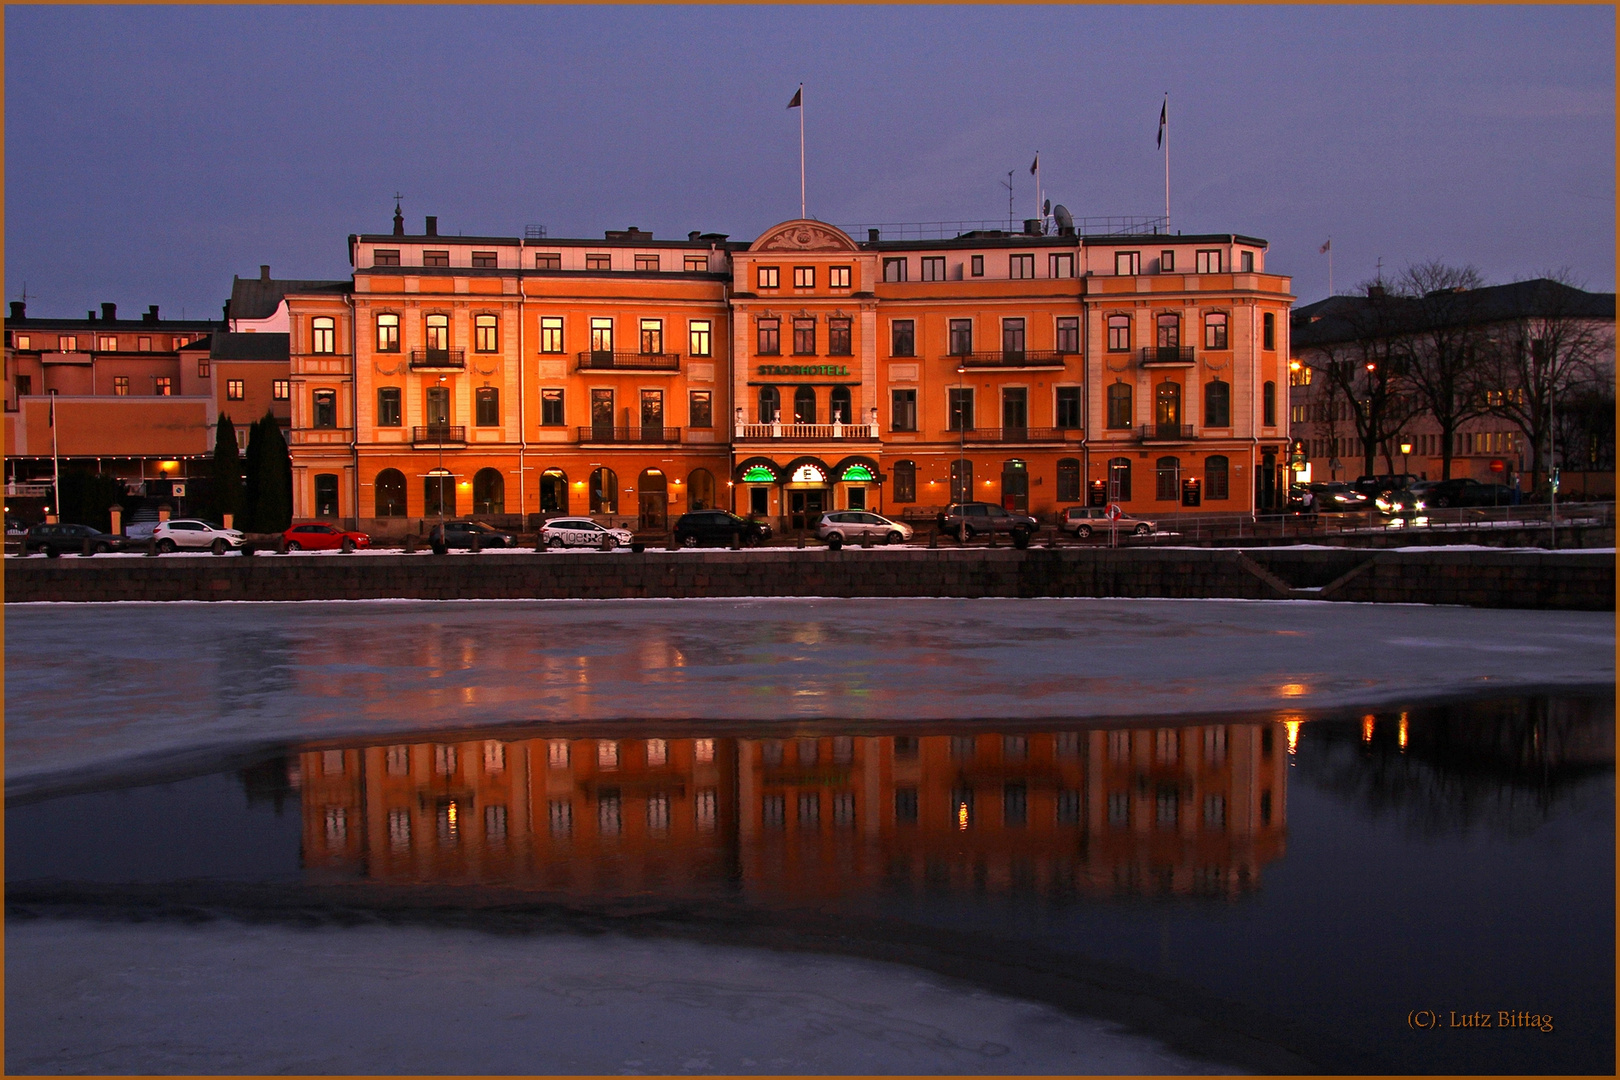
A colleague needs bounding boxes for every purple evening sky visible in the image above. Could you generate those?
[5,5,1614,320]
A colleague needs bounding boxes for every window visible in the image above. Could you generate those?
[312,316,335,354]
[1155,456,1181,501]
[589,317,613,356]
[687,469,715,511]
[828,317,851,356]
[1195,249,1222,274]
[893,460,916,502]
[423,250,450,267]
[793,266,815,288]
[1001,318,1025,357]
[475,387,499,427]
[540,388,565,426]
[113,376,129,395]
[1057,458,1081,502]
[473,467,504,514]
[791,318,816,355]
[472,251,498,268]
[540,317,564,354]
[1204,312,1229,350]
[1106,382,1132,429]
[1009,253,1034,279]
[375,468,406,516]
[469,314,496,353]
[920,256,945,281]
[758,386,780,423]
[1055,317,1079,354]
[376,314,400,353]
[688,390,713,428]
[155,377,173,396]
[757,266,780,289]
[756,317,780,355]
[586,253,611,271]
[969,254,984,277]
[226,379,245,401]
[1263,312,1276,350]
[197,359,211,379]
[313,389,336,428]
[273,379,290,400]
[793,385,817,424]
[98,335,118,352]
[314,473,340,517]
[1107,315,1131,352]
[424,314,450,352]
[1263,381,1277,426]
[58,335,78,351]
[374,249,401,266]
[589,466,618,513]
[1204,379,1231,427]
[1205,455,1229,499]
[635,254,659,272]
[136,336,149,351]
[948,319,972,356]
[1056,386,1082,429]
[948,387,974,431]
[1108,457,1132,500]
[829,385,851,424]
[377,387,402,426]
[1160,249,1175,272]
[1050,253,1074,278]
[890,320,915,357]
[688,320,711,357]
[639,318,663,355]
[1115,251,1140,276]
[1241,250,1255,272]
[534,252,561,270]
[829,265,851,288]
[1156,313,1180,348]
[891,389,917,432]
[882,257,908,283]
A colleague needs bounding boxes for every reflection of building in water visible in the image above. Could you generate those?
[297,724,1287,901]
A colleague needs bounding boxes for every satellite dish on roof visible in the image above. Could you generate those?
[1053,204,1075,232]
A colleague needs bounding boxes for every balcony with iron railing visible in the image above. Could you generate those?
[409,348,466,370]
[412,425,467,446]
[954,350,1071,370]
[576,425,683,444]
[735,421,880,441]
[1138,423,1196,442]
[575,351,681,372]
[1140,346,1195,366]
[958,427,1073,443]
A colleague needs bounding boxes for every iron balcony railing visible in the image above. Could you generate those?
[955,350,1070,369]
[408,348,466,370]
[735,421,880,441]
[1138,424,1196,442]
[577,425,683,443]
[1140,346,1195,365]
[575,351,681,371]
[412,425,466,445]
[961,427,1072,443]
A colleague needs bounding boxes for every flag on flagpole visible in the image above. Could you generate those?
[787,87,801,109]
[1029,153,1038,175]
[1157,100,1167,148]
[1319,239,1331,254]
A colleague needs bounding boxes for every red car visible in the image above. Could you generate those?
[283,522,371,552]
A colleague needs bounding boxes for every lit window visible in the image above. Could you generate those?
[311,316,335,354]
[58,335,78,351]
[757,266,779,289]
[376,314,400,353]
[424,314,449,352]
[272,379,290,400]
[539,317,564,354]
[98,335,118,352]
[688,320,711,357]
[154,377,172,396]
[197,359,211,379]
[226,379,245,400]
[639,319,663,355]
[829,265,851,288]
[474,314,498,353]
[15,335,30,350]
[113,376,129,395]
[793,266,815,288]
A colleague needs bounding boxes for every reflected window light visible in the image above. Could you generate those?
[437,800,460,846]
[323,807,347,846]
[483,740,505,773]
[1278,683,1307,697]
[646,738,668,767]
[387,808,410,852]
[597,740,619,770]
[1361,715,1376,742]
[548,740,571,769]
[597,790,622,835]
[695,789,717,832]
[951,787,973,830]
[646,792,669,833]
[1398,713,1409,751]
[1285,719,1301,756]
[693,738,715,764]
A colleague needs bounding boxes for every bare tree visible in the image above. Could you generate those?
[1300,281,1421,479]
[1393,262,1489,480]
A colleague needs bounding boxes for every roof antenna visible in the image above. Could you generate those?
[393,193,405,237]
[1001,170,1015,230]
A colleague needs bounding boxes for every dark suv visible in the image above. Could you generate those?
[427,520,516,549]
[22,522,120,556]
[936,502,1039,541]
[673,510,772,547]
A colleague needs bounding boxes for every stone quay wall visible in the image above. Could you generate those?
[4,547,1612,610]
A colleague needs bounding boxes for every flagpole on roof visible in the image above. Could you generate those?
[1159,94,1170,233]
[788,84,805,218]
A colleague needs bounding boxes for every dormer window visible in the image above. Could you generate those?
[471,251,498,268]
[423,250,450,267]
[373,249,400,266]
[535,252,562,270]
[1115,251,1140,276]
[635,254,660,271]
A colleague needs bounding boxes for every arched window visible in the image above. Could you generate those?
[1205,455,1230,500]
[425,313,449,352]
[638,468,667,494]
[311,316,335,354]
[540,468,568,514]
[1106,382,1133,429]
[794,385,817,425]
[376,313,399,353]
[1155,456,1181,501]
[829,386,851,424]
[473,467,505,514]
[1155,380,1181,434]
[375,468,406,517]
[1263,381,1277,426]
[1107,314,1131,352]
[424,469,455,517]
[314,474,339,518]
[1204,379,1231,427]
[590,466,618,514]
[1056,458,1081,502]
[473,314,498,353]
[1203,312,1228,350]
[892,460,916,503]
[759,386,780,424]
[1107,457,1132,501]
[1156,313,1180,348]
[687,468,715,511]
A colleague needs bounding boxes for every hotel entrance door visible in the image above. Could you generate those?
[788,489,826,531]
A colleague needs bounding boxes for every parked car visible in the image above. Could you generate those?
[427,520,517,549]
[22,522,121,556]
[283,522,372,552]
[672,510,772,547]
[1350,473,1419,498]
[814,511,912,545]
[1416,478,1521,508]
[1059,506,1155,538]
[936,502,1039,541]
[539,517,635,549]
[1374,489,1427,517]
[152,518,245,554]
[1309,482,1371,511]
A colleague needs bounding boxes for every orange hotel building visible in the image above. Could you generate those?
[284,211,1296,533]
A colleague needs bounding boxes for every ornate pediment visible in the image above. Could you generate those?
[751,220,858,253]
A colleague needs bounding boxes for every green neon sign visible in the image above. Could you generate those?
[841,465,875,482]
[741,466,777,483]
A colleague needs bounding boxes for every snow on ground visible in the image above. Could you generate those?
[5,918,1225,1075]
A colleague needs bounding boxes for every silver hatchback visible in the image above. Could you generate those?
[814,510,913,544]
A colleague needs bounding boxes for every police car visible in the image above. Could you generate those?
[538,517,635,549]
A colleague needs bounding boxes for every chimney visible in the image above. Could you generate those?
[425,216,438,236]
[393,203,405,237]
[9,302,24,320]
[88,310,97,321]
[259,265,270,282]
[102,302,117,321]
[868,228,880,243]
[688,231,701,242]
[144,305,159,323]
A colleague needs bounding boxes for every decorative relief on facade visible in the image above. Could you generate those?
[754,223,856,253]
[374,361,406,376]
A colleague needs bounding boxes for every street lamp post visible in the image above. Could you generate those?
[956,364,968,543]
[1399,439,1412,480]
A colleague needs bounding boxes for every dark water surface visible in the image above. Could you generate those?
[8,693,1613,1074]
